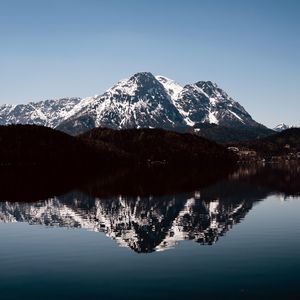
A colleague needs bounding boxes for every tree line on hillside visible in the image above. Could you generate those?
[0,124,237,168]
[238,128,300,157]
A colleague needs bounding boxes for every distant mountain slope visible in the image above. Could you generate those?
[0,98,81,128]
[273,123,290,132]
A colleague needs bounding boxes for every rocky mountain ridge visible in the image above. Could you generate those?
[0,72,266,136]
[58,72,263,134]
[0,97,81,128]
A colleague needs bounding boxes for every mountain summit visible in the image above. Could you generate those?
[57,72,263,135]
[57,72,185,134]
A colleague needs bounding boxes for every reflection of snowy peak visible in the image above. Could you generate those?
[156,198,249,251]
[0,192,254,253]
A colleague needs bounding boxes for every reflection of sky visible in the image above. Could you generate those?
[0,195,300,299]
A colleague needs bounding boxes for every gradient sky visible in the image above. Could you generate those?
[1,0,299,127]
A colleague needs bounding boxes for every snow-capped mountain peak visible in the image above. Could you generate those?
[172,80,255,128]
[57,72,185,134]
[56,74,263,134]
[273,123,290,132]
[104,72,164,98]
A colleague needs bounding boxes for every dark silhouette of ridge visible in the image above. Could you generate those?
[240,128,300,156]
[80,127,237,167]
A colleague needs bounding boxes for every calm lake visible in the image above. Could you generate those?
[0,164,299,300]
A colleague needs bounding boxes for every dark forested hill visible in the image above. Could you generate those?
[240,128,300,156]
[80,127,237,167]
[0,125,237,169]
[0,124,123,167]
[192,123,274,143]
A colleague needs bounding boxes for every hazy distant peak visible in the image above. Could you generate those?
[273,123,290,132]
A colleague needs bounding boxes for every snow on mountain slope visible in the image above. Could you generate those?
[0,98,81,128]
[57,72,186,135]
[175,81,258,127]
[155,75,183,102]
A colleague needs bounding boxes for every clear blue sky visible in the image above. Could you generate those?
[1,0,299,127]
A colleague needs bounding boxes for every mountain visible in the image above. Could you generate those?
[0,72,269,138]
[0,97,81,128]
[57,73,186,135]
[173,80,258,127]
[57,72,265,135]
[273,123,290,132]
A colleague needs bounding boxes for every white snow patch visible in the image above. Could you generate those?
[208,111,219,124]
[228,110,245,123]
[156,75,183,102]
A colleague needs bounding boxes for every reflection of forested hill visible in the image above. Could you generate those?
[229,164,300,197]
[0,166,232,201]
[0,164,299,253]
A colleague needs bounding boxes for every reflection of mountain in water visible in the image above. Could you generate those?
[0,164,299,253]
[0,189,257,253]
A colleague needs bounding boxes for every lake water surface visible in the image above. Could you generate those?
[0,165,299,299]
